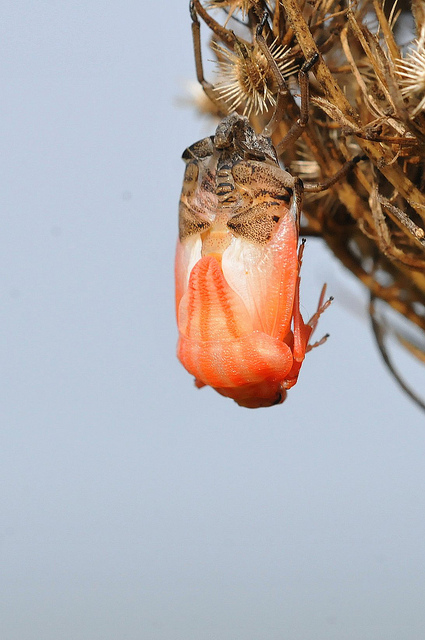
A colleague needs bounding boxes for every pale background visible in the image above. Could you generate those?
[0,2,424,640]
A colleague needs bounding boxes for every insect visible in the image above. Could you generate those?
[175,6,362,408]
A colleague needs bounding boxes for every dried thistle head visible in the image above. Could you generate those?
[205,0,261,22]
[212,38,297,116]
[396,28,425,116]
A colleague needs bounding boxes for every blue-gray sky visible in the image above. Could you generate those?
[0,2,424,639]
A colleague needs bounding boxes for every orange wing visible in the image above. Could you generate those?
[221,202,298,341]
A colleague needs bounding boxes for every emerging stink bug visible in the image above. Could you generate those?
[175,6,362,408]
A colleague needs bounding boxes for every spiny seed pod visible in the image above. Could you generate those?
[213,38,297,116]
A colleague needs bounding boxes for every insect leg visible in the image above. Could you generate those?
[305,285,333,352]
[288,171,332,361]
[291,233,333,362]
[286,184,311,365]
[291,240,311,363]
[190,0,226,113]
[303,154,366,192]
[255,13,291,137]
[191,0,237,47]
[275,53,319,154]
[292,176,304,232]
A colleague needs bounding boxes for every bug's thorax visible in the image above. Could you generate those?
[178,114,297,284]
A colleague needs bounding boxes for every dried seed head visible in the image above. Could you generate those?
[212,39,297,117]
[205,0,260,22]
[396,30,425,116]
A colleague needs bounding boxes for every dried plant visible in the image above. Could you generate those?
[186,0,425,408]
[212,37,297,116]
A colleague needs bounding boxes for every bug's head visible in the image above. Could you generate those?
[214,114,279,165]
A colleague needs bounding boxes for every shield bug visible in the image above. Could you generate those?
[175,6,362,408]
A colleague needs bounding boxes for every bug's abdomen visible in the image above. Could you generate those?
[177,255,293,395]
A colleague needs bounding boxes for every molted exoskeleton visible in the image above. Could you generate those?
[175,115,330,408]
